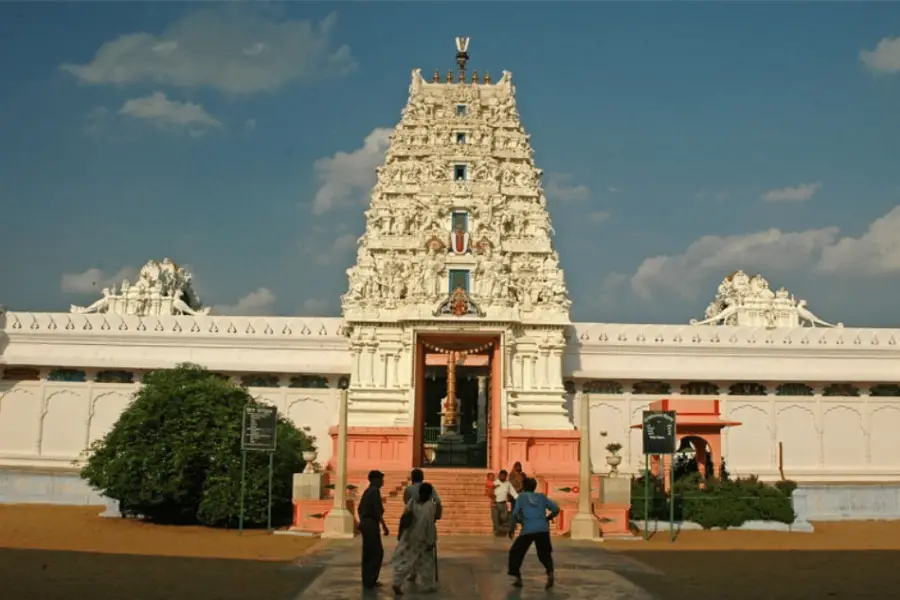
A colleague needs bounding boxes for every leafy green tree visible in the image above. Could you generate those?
[81,363,313,527]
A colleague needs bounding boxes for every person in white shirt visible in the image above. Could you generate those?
[492,469,518,536]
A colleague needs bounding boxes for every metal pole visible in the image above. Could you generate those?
[238,450,247,535]
[267,451,274,531]
[669,457,675,542]
[643,454,650,541]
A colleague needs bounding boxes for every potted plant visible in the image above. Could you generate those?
[605,442,623,475]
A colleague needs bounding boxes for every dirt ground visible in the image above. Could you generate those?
[608,522,900,600]
[3,505,900,599]
[0,504,322,600]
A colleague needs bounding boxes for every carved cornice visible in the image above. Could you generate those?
[570,322,900,356]
[2,312,348,350]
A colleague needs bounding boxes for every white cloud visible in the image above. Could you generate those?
[313,232,358,265]
[299,297,328,315]
[588,211,611,224]
[213,287,276,315]
[119,92,222,134]
[61,266,139,294]
[860,36,900,74]
[544,172,590,202]
[607,186,620,193]
[630,227,840,300]
[312,128,391,214]
[761,181,822,203]
[624,204,900,300]
[60,10,355,95]
[244,118,257,132]
[818,205,900,275]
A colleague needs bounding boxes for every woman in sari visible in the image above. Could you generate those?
[391,482,438,595]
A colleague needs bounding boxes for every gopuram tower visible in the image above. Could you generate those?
[338,39,578,477]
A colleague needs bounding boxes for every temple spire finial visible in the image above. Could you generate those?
[455,36,470,79]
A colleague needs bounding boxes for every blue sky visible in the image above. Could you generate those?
[1,2,899,326]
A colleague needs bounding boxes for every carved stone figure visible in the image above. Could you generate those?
[421,247,445,299]
[797,300,843,328]
[692,272,844,328]
[70,288,112,314]
[70,259,205,317]
[173,289,211,316]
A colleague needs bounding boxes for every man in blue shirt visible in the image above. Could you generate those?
[507,477,559,589]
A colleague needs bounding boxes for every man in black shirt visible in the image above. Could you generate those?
[357,469,390,589]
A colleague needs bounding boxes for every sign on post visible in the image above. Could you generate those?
[242,405,278,452]
[642,410,676,455]
[239,404,279,535]
[641,410,677,542]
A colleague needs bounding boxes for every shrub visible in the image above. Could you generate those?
[81,363,313,528]
[678,476,796,529]
[632,471,797,530]
[605,442,623,455]
[631,473,669,521]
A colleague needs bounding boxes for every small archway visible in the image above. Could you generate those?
[631,399,741,491]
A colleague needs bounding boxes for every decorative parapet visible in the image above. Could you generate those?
[569,322,900,353]
[2,312,346,342]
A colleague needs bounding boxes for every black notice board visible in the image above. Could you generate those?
[642,410,676,455]
[242,405,278,452]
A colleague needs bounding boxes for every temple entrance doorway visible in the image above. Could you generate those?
[414,333,502,469]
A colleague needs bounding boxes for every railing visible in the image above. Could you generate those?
[424,427,442,444]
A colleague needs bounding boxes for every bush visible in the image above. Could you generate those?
[81,363,314,528]
[632,471,797,530]
[678,476,797,529]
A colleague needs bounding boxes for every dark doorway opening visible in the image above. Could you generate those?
[421,365,488,468]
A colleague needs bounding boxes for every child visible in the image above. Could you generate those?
[492,470,518,536]
[484,472,495,499]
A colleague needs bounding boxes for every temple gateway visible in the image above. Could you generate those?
[2,40,900,533]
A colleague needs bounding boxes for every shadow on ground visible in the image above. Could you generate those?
[0,548,317,600]
[620,550,900,600]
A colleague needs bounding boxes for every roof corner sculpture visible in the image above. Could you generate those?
[69,258,210,317]
[690,270,842,329]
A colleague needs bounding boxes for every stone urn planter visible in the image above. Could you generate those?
[605,443,623,475]
[302,450,318,473]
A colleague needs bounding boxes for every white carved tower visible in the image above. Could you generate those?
[341,40,573,435]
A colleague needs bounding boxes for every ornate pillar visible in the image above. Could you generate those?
[569,390,601,539]
[538,348,550,388]
[476,375,488,443]
[323,387,354,538]
[393,354,402,389]
[350,349,362,386]
[383,353,393,388]
[504,345,514,387]
[365,346,377,387]
[513,355,523,390]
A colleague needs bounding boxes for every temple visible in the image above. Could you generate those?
[2,40,900,534]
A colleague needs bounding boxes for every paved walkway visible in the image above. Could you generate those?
[287,537,660,599]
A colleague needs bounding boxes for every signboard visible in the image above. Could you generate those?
[241,405,278,452]
[642,410,676,455]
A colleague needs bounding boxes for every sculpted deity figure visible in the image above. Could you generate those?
[421,246,445,299]
[344,267,366,306]
[472,160,498,184]
[749,274,775,299]
[492,93,518,121]
[428,158,448,182]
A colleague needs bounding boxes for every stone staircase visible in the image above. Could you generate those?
[319,468,567,537]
